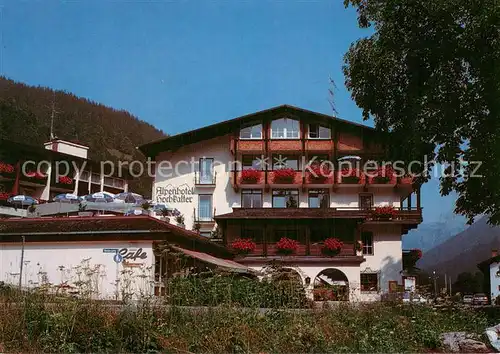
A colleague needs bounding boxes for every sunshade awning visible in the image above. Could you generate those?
[171,246,259,274]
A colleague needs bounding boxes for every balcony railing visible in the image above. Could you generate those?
[216,206,422,223]
[193,207,216,223]
[240,241,356,258]
[194,171,217,186]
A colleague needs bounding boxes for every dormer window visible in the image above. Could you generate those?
[271,118,300,139]
[240,124,262,139]
[308,124,331,139]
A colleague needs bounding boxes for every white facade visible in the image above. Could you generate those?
[44,139,89,159]
[0,241,154,300]
[151,134,412,301]
[489,261,500,300]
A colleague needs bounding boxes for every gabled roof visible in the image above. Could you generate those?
[138,104,376,158]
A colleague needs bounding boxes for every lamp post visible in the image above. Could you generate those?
[433,270,438,298]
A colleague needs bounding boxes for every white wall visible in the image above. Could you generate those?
[0,241,154,300]
[490,261,500,300]
[154,135,239,231]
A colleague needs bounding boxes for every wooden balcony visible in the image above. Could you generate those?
[305,140,333,153]
[235,139,265,153]
[268,140,302,152]
[216,207,422,224]
[268,170,303,187]
[232,170,266,189]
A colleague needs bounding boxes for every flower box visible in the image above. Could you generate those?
[240,169,261,184]
[231,238,257,255]
[0,192,11,201]
[370,166,395,184]
[321,238,344,257]
[275,237,300,255]
[58,176,73,185]
[272,168,296,184]
[371,206,398,220]
[0,162,15,176]
[308,164,331,183]
[339,168,362,184]
[25,171,47,180]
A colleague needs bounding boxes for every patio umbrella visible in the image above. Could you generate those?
[124,209,147,216]
[82,192,115,203]
[8,195,38,206]
[53,193,80,203]
[115,192,144,204]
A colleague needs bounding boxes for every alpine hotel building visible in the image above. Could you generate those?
[140,105,423,302]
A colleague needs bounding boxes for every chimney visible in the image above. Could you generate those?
[492,249,498,258]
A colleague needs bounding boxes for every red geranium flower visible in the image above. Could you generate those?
[372,206,398,219]
[273,168,296,183]
[231,238,257,254]
[58,176,73,185]
[240,169,261,184]
[0,162,14,174]
[338,168,362,184]
[321,238,344,256]
[371,166,395,184]
[308,164,331,183]
[275,237,300,255]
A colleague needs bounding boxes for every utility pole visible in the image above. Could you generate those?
[18,235,25,290]
[445,274,447,295]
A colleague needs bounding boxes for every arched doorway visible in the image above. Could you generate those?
[313,268,350,301]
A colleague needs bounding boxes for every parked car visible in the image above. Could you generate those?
[472,293,489,305]
[463,294,474,304]
[403,293,429,304]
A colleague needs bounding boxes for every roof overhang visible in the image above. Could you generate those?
[138,104,377,158]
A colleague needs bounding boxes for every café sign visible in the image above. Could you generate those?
[155,185,195,204]
[104,248,147,266]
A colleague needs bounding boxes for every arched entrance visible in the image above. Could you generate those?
[313,268,350,301]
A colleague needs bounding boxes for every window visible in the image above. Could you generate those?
[242,155,263,170]
[309,154,330,165]
[271,118,300,139]
[359,194,373,210]
[308,189,329,208]
[273,155,299,170]
[198,195,213,221]
[274,229,299,242]
[242,228,264,243]
[361,273,379,292]
[272,189,299,208]
[240,124,263,139]
[362,231,373,255]
[199,158,214,184]
[242,190,262,208]
[308,124,331,139]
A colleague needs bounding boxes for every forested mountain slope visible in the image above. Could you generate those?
[0,77,166,195]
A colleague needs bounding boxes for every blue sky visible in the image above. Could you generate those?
[0,0,464,225]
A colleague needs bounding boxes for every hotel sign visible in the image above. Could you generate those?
[155,185,195,204]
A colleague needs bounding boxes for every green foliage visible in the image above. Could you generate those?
[453,272,485,294]
[343,0,500,224]
[0,285,491,353]
[164,274,309,309]
[0,77,166,196]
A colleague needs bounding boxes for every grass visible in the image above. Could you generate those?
[0,288,494,353]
